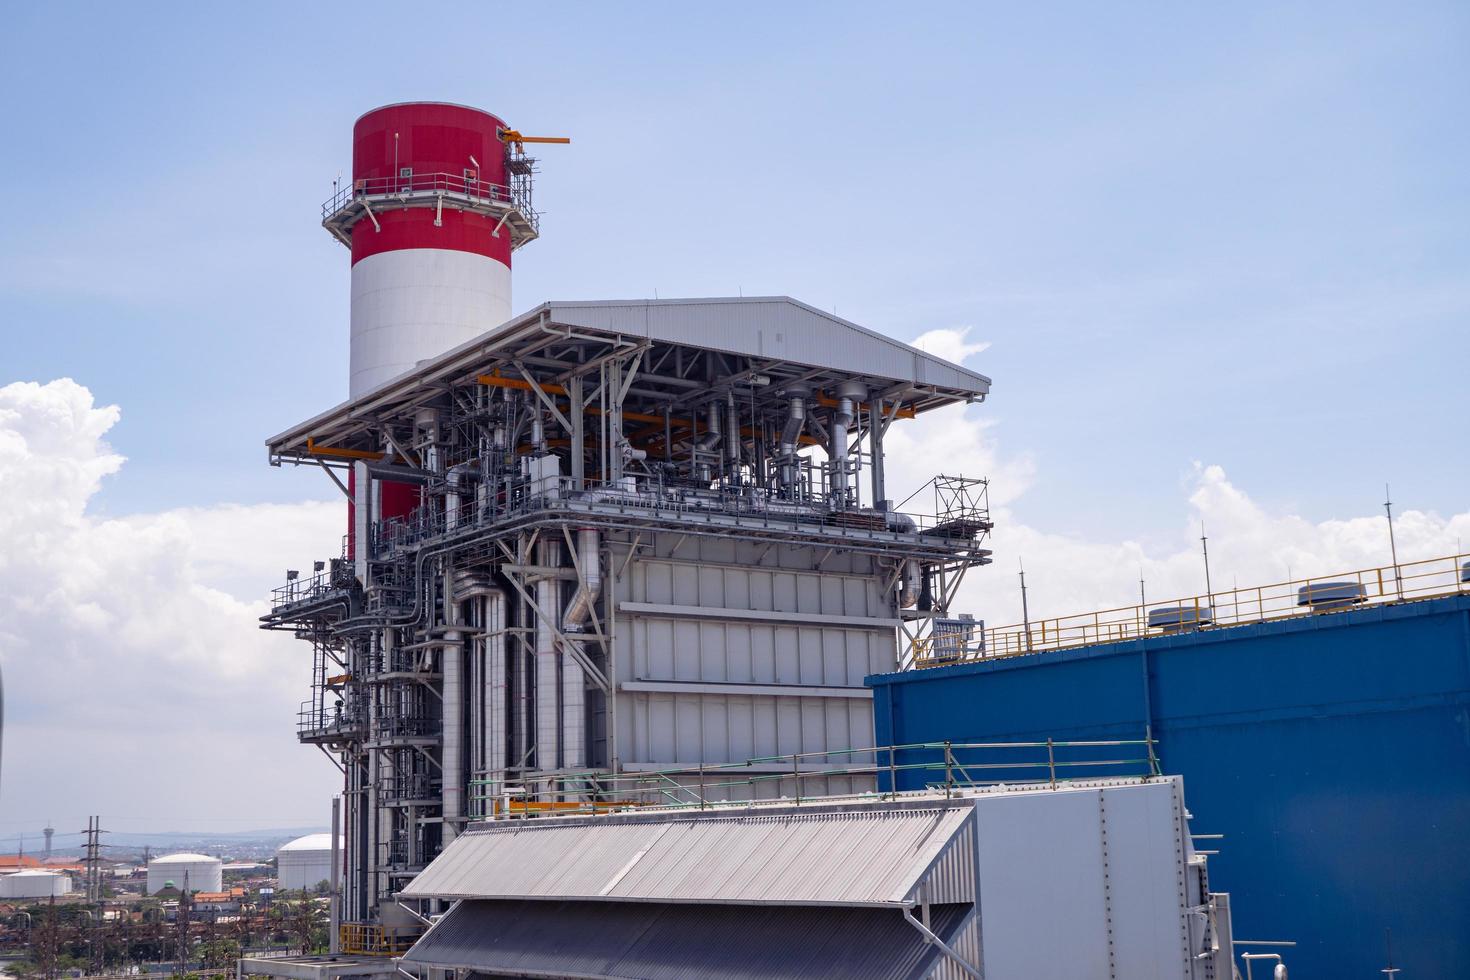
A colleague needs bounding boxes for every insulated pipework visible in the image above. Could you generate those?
[695,399,722,482]
[534,539,561,770]
[454,570,505,813]
[446,462,476,530]
[441,564,464,842]
[778,386,809,493]
[727,390,741,481]
[560,527,601,772]
[829,380,866,504]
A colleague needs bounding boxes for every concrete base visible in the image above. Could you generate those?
[238,955,399,980]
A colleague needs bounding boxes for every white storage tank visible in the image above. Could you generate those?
[146,853,222,894]
[276,833,340,892]
[0,870,72,899]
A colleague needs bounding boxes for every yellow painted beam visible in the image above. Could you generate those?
[306,437,384,461]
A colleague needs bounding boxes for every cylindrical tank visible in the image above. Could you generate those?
[347,102,515,398]
[276,833,342,892]
[146,853,222,894]
[0,870,72,899]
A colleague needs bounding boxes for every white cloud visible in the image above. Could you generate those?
[0,376,1464,834]
[909,326,992,365]
[885,335,1470,632]
[0,380,342,832]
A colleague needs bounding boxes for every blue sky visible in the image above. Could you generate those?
[4,1,1467,537]
[1,2,1468,832]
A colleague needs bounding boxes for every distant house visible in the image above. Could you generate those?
[192,891,241,913]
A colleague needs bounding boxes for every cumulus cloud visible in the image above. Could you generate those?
[0,374,1464,833]
[887,338,1470,631]
[909,326,992,365]
[0,380,342,831]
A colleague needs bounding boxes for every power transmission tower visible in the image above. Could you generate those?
[81,815,107,904]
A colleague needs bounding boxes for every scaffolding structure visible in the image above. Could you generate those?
[262,297,993,932]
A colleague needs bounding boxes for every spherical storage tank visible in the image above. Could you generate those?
[276,833,341,892]
[0,870,72,899]
[146,853,222,894]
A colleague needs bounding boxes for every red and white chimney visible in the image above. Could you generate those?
[325,102,539,399]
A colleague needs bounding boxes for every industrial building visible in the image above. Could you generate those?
[277,834,341,892]
[146,853,222,895]
[262,102,993,935]
[0,869,72,899]
[250,101,1301,978]
[874,557,1470,976]
[397,776,1235,979]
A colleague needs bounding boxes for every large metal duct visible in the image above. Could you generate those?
[484,586,507,808]
[455,571,506,813]
[561,528,601,773]
[886,514,922,608]
[778,386,809,491]
[829,381,865,501]
[726,390,741,475]
[535,539,561,770]
[441,565,465,843]
[446,462,477,530]
[697,400,723,451]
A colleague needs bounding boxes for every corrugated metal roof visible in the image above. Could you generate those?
[266,296,990,454]
[540,297,991,395]
[401,801,974,908]
[403,898,970,979]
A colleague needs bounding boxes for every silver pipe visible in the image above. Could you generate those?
[696,400,723,450]
[779,393,807,491]
[830,381,864,502]
[485,589,507,807]
[531,406,546,454]
[903,906,981,979]
[727,390,741,472]
[830,396,855,498]
[563,528,602,629]
[779,395,806,453]
[441,566,464,843]
[901,560,921,609]
[560,528,599,774]
[454,571,505,814]
[535,539,561,772]
[445,462,475,530]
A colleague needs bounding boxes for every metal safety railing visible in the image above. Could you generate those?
[321,170,537,227]
[338,922,418,957]
[369,473,990,559]
[911,552,1470,667]
[469,738,1160,817]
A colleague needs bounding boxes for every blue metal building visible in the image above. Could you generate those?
[869,594,1470,977]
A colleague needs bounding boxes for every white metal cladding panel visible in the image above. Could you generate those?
[636,558,888,619]
[401,805,974,906]
[619,692,872,767]
[1101,782,1194,978]
[627,618,887,686]
[545,298,990,395]
[973,789,1114,980]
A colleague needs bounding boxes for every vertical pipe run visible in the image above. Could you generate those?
[441,565,464,844]
[726,390,741,482]
[329,797,341,954]
[485,588,507,807]
[561,528,600,773]
[535,539,562,772]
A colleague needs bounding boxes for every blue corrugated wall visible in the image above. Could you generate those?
[868,595,1470,977]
